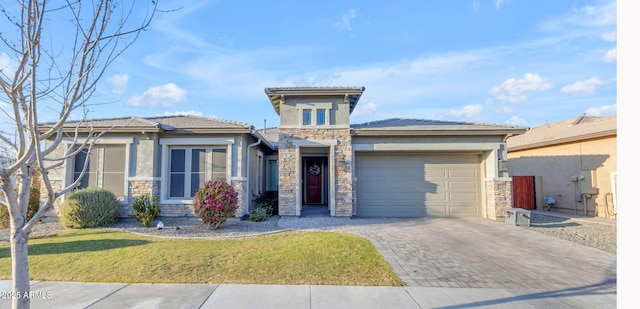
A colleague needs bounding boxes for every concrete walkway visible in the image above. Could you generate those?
[1,215,616,308]
[0,280,616,308]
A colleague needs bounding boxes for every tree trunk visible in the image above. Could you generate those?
[11,232,30,309]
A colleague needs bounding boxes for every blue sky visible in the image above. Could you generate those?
[1,0,619,130]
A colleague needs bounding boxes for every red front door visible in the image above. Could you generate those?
[306,161,322,204]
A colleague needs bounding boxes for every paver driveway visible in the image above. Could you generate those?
[278,216,616,291]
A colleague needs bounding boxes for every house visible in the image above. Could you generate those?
[506,115,617,219]
[41,86,528,220]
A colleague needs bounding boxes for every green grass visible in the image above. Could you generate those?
[0,230,403,286]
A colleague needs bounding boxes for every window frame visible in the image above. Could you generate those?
[159,138,234,204]
[297,103,333,126]
[66,138,133,204]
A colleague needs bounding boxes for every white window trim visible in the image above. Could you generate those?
[64,138,133,204]
[296,103,332,127]
[159,138,234,204]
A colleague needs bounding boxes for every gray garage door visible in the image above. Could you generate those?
[355,154,481,217]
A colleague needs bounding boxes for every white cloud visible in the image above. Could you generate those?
[561,77,602,95]
[443,104,483,121]
[336,9,357,32]
[473,0,480,11]
[161,110,205,117]
[351,102,377,119]
[601,31,616,41]
[495,0,504,9]
[584,104,616,116]
[603,48,616,63]
[127,83,187,108]
[108,74,129,94]
[505,116,527,126]
[489,73,552,103]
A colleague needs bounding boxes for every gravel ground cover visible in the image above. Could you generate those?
[1,213,616,254]
[521,213,616,254]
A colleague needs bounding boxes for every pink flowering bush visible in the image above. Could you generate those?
[193,180,239,230]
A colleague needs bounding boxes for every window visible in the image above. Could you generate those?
[302,109,312,125]
[74,145,126,199]
[298,103,332,126]
[168,147,227,199]
[316,109,326,125]
[267,159,279,191]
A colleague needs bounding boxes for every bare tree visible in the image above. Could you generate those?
[0,1,158,308]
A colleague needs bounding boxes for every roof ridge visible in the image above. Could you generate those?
[188,114,253,128]
[131,116,161,127]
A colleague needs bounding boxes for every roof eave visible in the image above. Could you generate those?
[265,87,365,115]
[508,129,617,151]
[351,128,529,136]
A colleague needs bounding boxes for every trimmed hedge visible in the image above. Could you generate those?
[60,187,119,228]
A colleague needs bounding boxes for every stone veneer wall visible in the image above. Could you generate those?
[40,179,64,219]
[230,179,247,217]
[125,179,161,217]
[485,178,513,220]
[278,128,353,217]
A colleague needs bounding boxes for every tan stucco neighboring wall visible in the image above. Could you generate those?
[507,135,617,218]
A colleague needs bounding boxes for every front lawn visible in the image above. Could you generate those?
[0,229,403,286]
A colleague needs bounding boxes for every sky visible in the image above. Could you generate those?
[0,0,619,132]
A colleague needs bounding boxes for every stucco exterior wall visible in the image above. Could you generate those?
[508,135,617,218]
[278,96,351,128]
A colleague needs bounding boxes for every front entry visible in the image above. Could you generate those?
[304,158,326,204]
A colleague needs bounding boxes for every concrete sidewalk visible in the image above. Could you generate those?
[1,280,616,308]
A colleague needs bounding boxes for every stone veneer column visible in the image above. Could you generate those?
[278,128,353,217]
[485,178,513,220]
[230,179,247,217]
[40,179,64,219]
[126,179,161,217]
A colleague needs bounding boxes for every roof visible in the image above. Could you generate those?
[39,115,277,150]
[506,115,617,151]
[264,86,365,115]
[40,115,253,133]
[351,118,529,136]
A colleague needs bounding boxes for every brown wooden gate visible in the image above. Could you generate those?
[512,176,536,210]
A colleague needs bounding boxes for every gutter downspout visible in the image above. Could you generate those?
[245,132,262,215]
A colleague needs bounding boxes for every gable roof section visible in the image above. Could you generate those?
[265,86,365,115]
[506,115,617,151]
[40,115,253,134]
[352,118,528,137]
[39,115,277,150]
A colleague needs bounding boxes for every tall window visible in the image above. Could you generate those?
[267,159,279,191]
[74,145,126,199]
[169,147,227,198]
[302,109,312,125]
[316,109,326,125]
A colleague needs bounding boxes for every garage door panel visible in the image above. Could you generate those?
[449,192,480,202]
[449,181,478,190]
[356,154,480,217]
[448,169,477,177]
[424,170,447,178]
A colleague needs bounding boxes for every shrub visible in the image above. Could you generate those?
[193,180,238,230]
[130,194,161,227]
[252,191,278,216]
[249,207,268,222]
[0,186,41,228]
[60,187,120,228]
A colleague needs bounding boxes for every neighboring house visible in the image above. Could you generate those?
[41,86,528,220]
[506,115,617,219]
